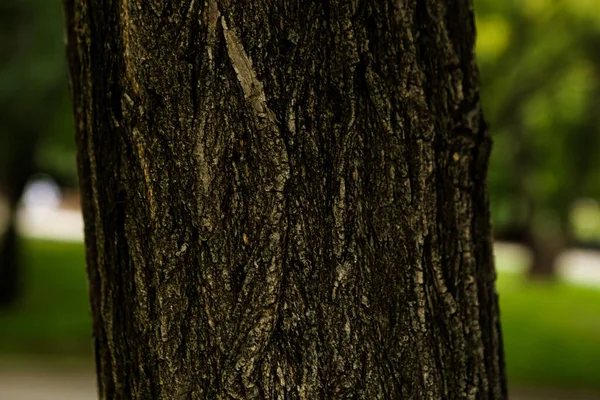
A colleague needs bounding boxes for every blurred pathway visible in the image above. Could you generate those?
[0,368,96,400]
[1,367,599,400]
[16,208,84,243]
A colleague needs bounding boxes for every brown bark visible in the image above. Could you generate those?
[64,0,506,398]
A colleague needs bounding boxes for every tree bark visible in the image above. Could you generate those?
[64,0,506,398]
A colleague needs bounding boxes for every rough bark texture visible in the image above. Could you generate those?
[64,0,506,398]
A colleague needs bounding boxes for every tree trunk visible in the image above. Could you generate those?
[526,218,567,280]
[0,209,20,306]
[0,130,37,307]
[528,236,563,279]
[64,1,506,398]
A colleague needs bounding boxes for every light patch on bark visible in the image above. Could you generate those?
[333,178,346,259]
[176,243,188,256]
[194,118,215,196]
[221,19,273,120]
[131,127,156,223]
[413,251,429,387]
[120,0,140,95]
[286,96,297,135]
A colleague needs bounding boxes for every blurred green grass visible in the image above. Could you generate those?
[498,273,600,388]
[0,239,599,389]
[0,240,92,357]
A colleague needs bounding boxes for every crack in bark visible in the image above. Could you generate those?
[222,19,274,121]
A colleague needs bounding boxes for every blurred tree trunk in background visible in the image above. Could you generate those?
[1,0,71,306]
[65,0,507,398]
[0,129,39,306]
[490,115,565,279]
[0,211,20,306]
[0,82,65,306]
[526,230,565,279]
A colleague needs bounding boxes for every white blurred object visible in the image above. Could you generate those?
[21,175,62,211]
[557,249,600,287]
[494,241,600,288]
[16,175,84,242]
[17,207,84,242]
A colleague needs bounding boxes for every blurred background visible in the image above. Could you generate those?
[0,0,599,398]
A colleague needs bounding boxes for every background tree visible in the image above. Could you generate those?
[65,0,506,398]
[476,0,600,277]
[0,0,75,306]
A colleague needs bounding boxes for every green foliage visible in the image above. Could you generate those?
[475,0,600,238]
[0,0,76,187]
